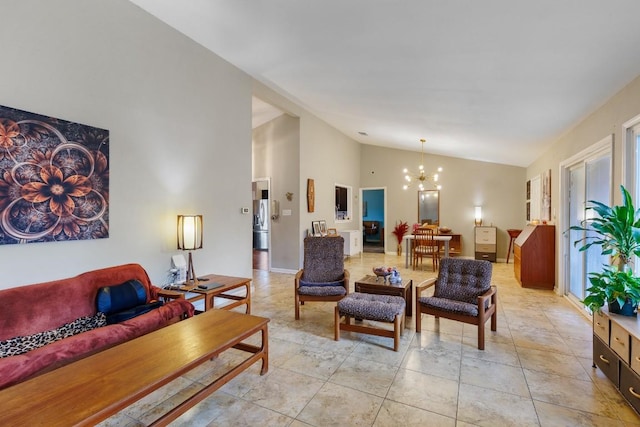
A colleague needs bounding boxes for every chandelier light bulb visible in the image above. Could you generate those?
[401,138,443,191]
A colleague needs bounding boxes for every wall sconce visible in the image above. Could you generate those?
[474,206,483,226]
[177,214,203,284]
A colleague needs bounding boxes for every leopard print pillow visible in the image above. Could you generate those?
[0,312,107,358]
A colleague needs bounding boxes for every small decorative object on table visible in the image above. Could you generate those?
[373,266,392,283]
[389,268,402,284]
[439,226,452,234]
[373,266,401,284]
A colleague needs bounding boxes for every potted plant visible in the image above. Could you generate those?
[392,220,409,256]
[570,185,640,315]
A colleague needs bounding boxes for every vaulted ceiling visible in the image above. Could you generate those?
[130,0,640,167]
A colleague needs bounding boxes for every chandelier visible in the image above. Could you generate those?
[402,139,442,191]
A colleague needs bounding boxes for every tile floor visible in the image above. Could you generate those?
[100,252,640,426]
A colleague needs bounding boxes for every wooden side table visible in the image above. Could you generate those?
[180,274,251,313]
[354,275,413,317]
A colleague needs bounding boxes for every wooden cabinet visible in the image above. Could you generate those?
[474,226,497,262]
[440,233,462,256]
[513,224,555,289]
[594,308,640,412]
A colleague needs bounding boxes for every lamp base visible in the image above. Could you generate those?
[186,251,198,285]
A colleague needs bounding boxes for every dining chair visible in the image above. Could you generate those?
[413,227,439,271]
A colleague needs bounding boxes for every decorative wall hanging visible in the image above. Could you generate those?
[307,178,315,212]
[0,104,109,245]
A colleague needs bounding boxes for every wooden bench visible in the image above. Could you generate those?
[0,309,269,426]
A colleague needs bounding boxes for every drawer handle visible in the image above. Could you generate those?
[614,337,626,346]
[630,387,640,399]
[595,322,604,328]
[599,355,610,365]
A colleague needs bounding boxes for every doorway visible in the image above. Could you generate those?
[252,179,270,271]
[361,188,387,253]
[560,136,612,308]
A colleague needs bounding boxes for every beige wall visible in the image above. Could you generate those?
[0,0,253,288]
[252,114,301,271]
[527,74,640,291]
[361,145,526,259]
[253,83,362,269]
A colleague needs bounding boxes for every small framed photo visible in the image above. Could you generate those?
[311,221,321,236]
[327,228,338,236]
[319,220,327,236]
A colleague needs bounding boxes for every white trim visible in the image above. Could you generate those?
[270,267,297,275]
[622,113,640,192]
[557,134,612,298]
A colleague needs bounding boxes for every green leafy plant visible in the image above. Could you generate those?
[570,185,640,313]
[583,265,640,313]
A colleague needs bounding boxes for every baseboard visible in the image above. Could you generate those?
[270,267,298,274]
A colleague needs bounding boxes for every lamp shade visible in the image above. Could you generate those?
[474,206,483,226]
[177,215,203,250]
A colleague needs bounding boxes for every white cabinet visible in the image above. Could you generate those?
[339,230,361,256]
[475,226,497,262]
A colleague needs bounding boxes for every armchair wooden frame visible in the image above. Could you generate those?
[415,278,497,350]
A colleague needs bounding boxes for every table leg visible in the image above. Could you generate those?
[405,238,410,268]
[444,240,450,257]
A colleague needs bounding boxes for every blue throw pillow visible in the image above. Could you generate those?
[96,279,147,314]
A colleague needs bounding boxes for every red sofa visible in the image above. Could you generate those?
[0,263,194,389]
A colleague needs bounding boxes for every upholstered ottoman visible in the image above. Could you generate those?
[334,292,406,351]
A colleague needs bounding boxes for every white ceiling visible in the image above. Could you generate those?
[130,0,640,167]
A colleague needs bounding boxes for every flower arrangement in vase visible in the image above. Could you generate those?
[392,221,409,256]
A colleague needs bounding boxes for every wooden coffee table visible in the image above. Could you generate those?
[180,274,251,313]
[0,309,269,426]
[354,275,413,316]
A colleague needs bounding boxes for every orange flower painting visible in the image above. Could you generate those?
[0,105,109,244]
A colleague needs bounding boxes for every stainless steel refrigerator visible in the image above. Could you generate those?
[252,199,269,250]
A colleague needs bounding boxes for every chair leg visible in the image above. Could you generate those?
[334,306,340,341]
[415,312,421,333]
[478,323,485,350]
[394,314,401,351]
[491,310,497,331]
[295,292,300,320]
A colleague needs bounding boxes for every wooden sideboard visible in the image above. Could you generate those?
[513,224,555,289]
[593,308,640,414]
[441,233,462,256]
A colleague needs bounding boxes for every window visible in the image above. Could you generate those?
[335,184,352,221]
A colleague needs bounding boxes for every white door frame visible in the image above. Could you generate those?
[557,135,612,303]
[359,187,388,253]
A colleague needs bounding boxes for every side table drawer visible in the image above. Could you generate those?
[632,336,640,375]
[476,244,496,253]
[594,335,620,387]
[593,310,609,343]
[611,322,631,364]
[620,363,640,414]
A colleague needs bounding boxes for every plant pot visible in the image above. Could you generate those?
[397,243,402,256]
[608,299,637,316]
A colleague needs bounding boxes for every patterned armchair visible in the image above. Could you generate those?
[415,257,497,349]
[295,236,349,319]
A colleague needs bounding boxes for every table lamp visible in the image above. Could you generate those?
[177,214,203,285]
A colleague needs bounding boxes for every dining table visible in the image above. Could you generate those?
[402,234,452,268]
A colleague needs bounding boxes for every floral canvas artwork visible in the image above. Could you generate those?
[0,104,109,245]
